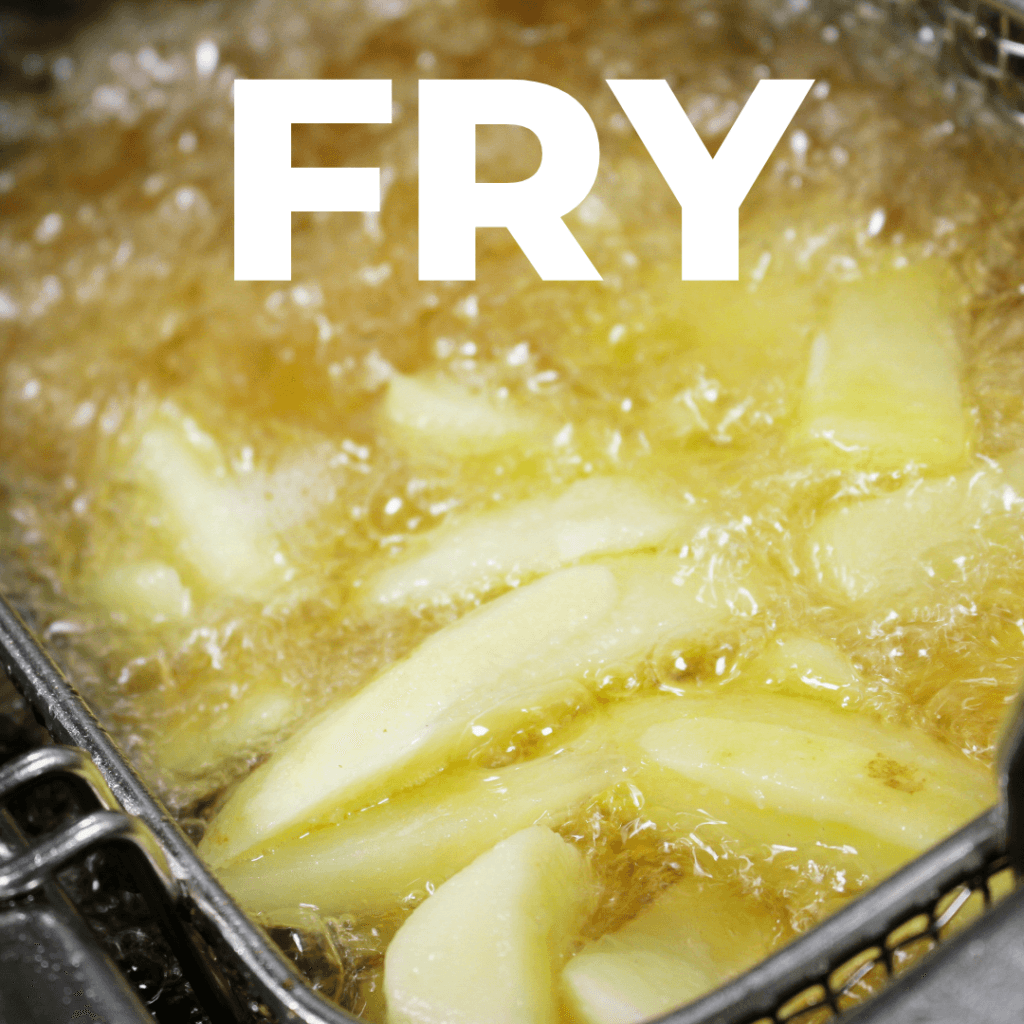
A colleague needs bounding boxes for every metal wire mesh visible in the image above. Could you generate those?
[749,857,1016,1023]
[879,0,1024,125]
[661,801,1015,1024]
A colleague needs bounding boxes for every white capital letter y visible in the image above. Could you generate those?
[608,79,813,280]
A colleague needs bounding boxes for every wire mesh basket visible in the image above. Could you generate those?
[889,0,1024,125]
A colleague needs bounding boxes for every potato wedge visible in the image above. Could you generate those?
[383,372,547,455]
[367,476,687,607]
[201,555,755,866]
[94,560,192,624]
[217,746,629,918]
[634,760,912,884]
[798,262,968,471]
[639,693,994,851]
[385,826,593,1024]
[564,697,913,881]
[734,634,868,709]
[807,469,1009,604]
[131,405,284,599]
[562,878,773,1024]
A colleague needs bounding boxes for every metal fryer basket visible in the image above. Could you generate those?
[3,1,1024,1021]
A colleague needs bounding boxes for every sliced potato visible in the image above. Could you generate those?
[131,404,284,599]
[383,372,547,455]
[562,878,773,1024]
[367,476,688,606]
[153,676,302,780]
[798,262,968,471]
[634,761,912,884]
[202,564,613,865]
[807,469,1008,604]
[652,274,819,388]
[201,555,756,866]
[384,826,593,1024]
[565,941,710,1024]
[639,693,994,852]
[735,633,868,709]
[564,697,913,881]
[94,560,192,623]
[217,746,629,918]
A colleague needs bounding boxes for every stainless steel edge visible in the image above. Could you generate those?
[0,747,179,908]
[657,806,1006,1024]
[0,594,357,1024]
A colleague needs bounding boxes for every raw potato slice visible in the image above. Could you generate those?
[132,405,284,598]
[735,634,868,709]
[384,826,593,1024]
[217,747,629,918]
[94,560,191,623]
[201,555,755,866]
[798,262,968,471]
[383,372,546,455]
[153,677,302,780]
[807,469,1009,604]
[562,879,773,1024]
[367,476,688,606]
[640,693,994,852]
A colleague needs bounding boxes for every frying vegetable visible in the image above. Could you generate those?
[799,262,968,471]
[383,372,549,455]
[94,560,192,623]
[566,697,915,882]
[130,404,285,599]
[367,476,689,606]
[217,746,629,918]
[562,879,773,1024]
[201,554,755,866]
[639,693,994,852]
[807,468,1012,605]
[733,633,868,708]
[384,826,594,1024]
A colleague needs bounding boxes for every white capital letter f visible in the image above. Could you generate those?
[234,79,392,281]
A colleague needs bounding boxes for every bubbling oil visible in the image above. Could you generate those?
[3,0,1024,1019]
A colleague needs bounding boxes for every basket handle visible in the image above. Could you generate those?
[997,686,1024,872]
[0,743,237,1022]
